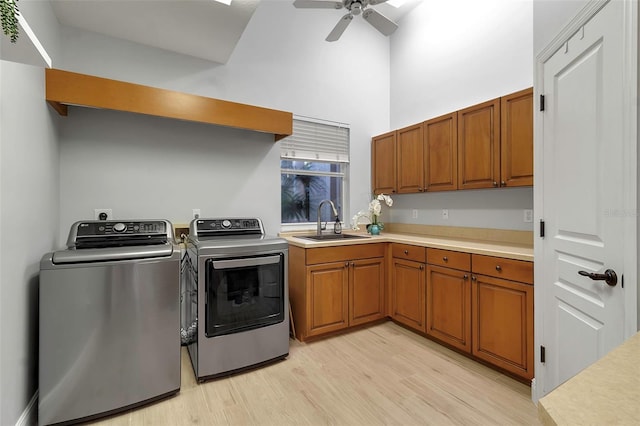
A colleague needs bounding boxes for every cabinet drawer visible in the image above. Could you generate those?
[392,243,426,263]
[472,254,533,284]
[306,243,386,265]
[427,248,470,271]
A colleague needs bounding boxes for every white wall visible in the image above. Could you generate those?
[387,0,534,230]
[56,0,391,236]
[533,0,589,55]
[0,60,60,426]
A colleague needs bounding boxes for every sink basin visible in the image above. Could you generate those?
[296,233,371,241]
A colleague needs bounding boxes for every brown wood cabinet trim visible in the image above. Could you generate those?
[457,97,501,190]
[472,254,533,284]
[391,257,426,332]
[472,274,534,379]
[501,87,534,187]
[424,112,458,191]
[45,68,293,141]
[426,264,472,352]
[306,243,386,265]
[372,131,397,195]
[391,243,426,263]
[349,257,386,326]
[396,123,425,193]
[427,248,471,271]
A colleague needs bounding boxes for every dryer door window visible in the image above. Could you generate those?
[204,253,285,337]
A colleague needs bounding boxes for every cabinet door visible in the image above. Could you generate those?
[501,87,533,187]
[457,98,501,190]
[472,274,534,380]
[424,112,458,191]
[396,124,424,193]
[349,257,385,326]
[391,258,425,332]
[307,262,349,338]
[372,131,396,195]
[426,265,471,352]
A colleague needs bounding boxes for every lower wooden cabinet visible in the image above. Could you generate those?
[289,242,534,381]
[391,258,426,332]
[426,265,471,352]
[350,258,386,327]
[289,244,386,341]
[307,262,349,337]
[471,254,534,380]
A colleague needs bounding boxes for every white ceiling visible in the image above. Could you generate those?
[50,0,422,64]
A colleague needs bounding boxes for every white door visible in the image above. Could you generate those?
[539,0,634,394]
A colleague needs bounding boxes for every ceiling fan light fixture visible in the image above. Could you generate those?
[351,2,362,15]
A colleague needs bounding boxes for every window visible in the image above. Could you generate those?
[280,117,349,226]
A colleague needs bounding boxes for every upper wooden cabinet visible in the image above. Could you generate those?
[424,112,458,192]
[501,88,534,187]
[457,98,502,190]
[396,124,425,193]
[371,87,533,194]
[372,131,397,195]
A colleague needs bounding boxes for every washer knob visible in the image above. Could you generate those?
[222,220,232,228]
[113,222,127,233]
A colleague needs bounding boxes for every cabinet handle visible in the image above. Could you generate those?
[351,262,355,267]
[492,181,498,187]
[500,180,506,187]
[345,262,349,267]
[443,256,448,262]
[471,275,477,281]
[404,250,409,255]
[420,265,424,270]
[419,188,423,192]
[495,265,502,271]
[463,274,468,280]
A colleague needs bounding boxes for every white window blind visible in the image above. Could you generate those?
[280,117,350,163]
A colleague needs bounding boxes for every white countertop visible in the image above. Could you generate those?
[282,231,533,262]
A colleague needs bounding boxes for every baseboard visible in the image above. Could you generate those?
[15,390,37,426]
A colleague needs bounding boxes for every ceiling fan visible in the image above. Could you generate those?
[293,0,399,42]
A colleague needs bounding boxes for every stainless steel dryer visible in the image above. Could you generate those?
[185,218,289,382]
[39,220,181,426]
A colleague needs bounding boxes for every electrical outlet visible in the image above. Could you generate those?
[442,209,449,220]
[524,209,533,223]
[94,208,112,220]
[192,209,201,219]
[412,209,418,219]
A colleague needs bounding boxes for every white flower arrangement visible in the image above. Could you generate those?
[351,193,393,230]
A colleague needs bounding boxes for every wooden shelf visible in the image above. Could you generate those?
[45,68,293,141]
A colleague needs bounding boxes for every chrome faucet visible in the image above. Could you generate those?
[317,199,340,236]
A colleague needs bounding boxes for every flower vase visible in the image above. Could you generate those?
[369,224,381,235]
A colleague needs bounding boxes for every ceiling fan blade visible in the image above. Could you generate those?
[362,8,398,36]
[326,14,353,42]
[368,0,390,5]
[293,0,343,9]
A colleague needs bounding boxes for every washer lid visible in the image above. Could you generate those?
[52,244,174,264]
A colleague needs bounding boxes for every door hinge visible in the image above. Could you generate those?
[622,274,624,288]
[539,220,545,238]
[540,95,545,111]
[540,345,546,363]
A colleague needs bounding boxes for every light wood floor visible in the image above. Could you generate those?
[92,322,540,425]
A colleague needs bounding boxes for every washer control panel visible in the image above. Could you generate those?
[76,221,167,236]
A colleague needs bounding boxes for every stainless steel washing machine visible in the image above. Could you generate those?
[185,218,289,382]
[38,219,181,426]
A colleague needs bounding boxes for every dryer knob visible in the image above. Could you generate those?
[113,222,127,233]
[222,220,232,228]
